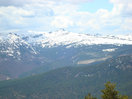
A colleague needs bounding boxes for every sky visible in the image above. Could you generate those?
[0,0,132,35]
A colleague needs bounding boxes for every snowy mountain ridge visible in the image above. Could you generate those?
[0,30,132,58]
[18,29,132,47]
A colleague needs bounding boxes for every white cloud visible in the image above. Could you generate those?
[0,0,131,34]
[110,0,132,4]
[111,0,132,16]
[51,16,73,28]
[121,18,132,31]
[0,4,54,32]
[0,0,93,6]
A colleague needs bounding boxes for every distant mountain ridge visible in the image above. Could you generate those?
[0,30,132,80]
[0,30,132,58]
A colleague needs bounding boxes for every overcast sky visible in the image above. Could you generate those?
[0,0,132,34]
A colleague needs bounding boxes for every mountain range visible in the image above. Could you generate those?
[0,29,132,80]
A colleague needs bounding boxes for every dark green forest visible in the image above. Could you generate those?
[0,55,132,99]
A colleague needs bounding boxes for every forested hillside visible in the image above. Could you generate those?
[0,55,132,99]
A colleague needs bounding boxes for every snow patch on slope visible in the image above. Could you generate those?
[102,48,117,52]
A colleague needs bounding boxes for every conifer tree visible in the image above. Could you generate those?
[101,82,128,99]
[85,93,97,99]
[84,82,128,99]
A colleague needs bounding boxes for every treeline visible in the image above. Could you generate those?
[85,82,128,99]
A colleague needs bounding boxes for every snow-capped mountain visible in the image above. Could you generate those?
[0,33,37,60]
[21,29,132,48]
[1,29,132,59]
[0,29,132,80]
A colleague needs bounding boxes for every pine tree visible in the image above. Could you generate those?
[101,82,128,99]
[84,82,128,99]
[85,93,97,99]
[119,95,128,99]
